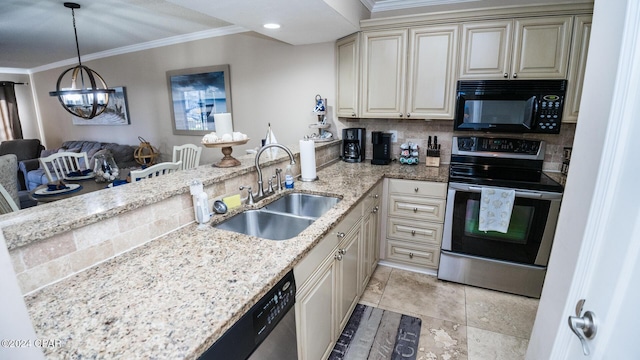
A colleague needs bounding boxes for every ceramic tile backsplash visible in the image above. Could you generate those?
[7,142,341,295]
[338,119,576,172]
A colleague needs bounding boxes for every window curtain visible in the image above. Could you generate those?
[0,82,24,141]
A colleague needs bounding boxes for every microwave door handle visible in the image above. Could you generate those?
[468,186,543,198]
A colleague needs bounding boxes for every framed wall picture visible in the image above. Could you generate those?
[167,65,233,136]
[72,86,130,125]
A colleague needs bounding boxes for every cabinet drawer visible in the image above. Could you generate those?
[388,194,446,221]
[386,240,440,269]
[362,182,383,213]
[388,179,446,198]
[387,217,443,245]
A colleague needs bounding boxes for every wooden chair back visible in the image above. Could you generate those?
[130,161,181,182]
[172,144,202,170]
[39,152,90,183]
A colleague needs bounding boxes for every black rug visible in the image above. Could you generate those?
[329,304,422,360]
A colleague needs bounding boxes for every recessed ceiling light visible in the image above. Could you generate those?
[263,23,281,29]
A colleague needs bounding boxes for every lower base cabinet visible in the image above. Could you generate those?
[295,181,382,360]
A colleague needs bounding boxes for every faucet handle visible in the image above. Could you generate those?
[239,186,255,205]
[267,178,275,194]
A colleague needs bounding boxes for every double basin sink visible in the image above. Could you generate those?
[214,193,341,240]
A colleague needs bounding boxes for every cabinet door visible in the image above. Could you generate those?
[564,15,592,122]
[296,258,337,360]
[336,33,360,118]
[361,29,408,118]
[406,25,459,119]
[337,227,361,332]
[369,202,380,275]
[459,20,512,79]
[512,16,573,79]
[360,205,377,292]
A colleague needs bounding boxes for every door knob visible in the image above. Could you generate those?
[568,299,598,356]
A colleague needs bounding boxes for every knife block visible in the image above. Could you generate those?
[425,148,440,167]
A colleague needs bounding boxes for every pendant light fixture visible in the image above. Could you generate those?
[49,2,115,119]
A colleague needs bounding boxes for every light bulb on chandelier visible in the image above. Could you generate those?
[49,2,115,119]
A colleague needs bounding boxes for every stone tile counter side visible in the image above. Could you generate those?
[16,153,448,359]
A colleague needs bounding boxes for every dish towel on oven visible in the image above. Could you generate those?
[478,187,516,233]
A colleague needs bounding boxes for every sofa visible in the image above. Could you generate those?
[22,140,138,191]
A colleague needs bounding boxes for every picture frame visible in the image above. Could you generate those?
[72,86,130,125]
[167,65,233,136]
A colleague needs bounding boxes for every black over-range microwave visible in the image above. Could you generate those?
[454,79,567,134]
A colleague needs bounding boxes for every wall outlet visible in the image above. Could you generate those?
[389,130,398,143]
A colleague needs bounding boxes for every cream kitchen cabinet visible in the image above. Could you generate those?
[563,15,592,122]
[359,25,459,119]
[459,16,573,80]
[383,179,447,270]
[294,201,364,360]
[360,181,382,292]
[336,33,360,118]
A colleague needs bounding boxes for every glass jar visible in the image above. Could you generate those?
[93,153,120,182]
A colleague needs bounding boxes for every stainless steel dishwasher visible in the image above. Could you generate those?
[199,270,298,360]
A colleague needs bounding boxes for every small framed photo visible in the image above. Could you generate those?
[167,65,233,136]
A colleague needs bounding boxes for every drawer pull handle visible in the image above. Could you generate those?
[409,252,414,259]
[335,253,343,261]
[338,249,347,255]
[337,232,346,238]
[413,208,418,213]
[372,207,378,214]
[411,230,416,236]
[414,187,419,192]
[374,194,379,198]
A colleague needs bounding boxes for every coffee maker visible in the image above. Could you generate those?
[341,128,365,163]
[371,132,392,165]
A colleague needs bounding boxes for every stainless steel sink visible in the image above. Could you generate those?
[262,193,341,219]
[214,193,341,240]
[214,210,315,240]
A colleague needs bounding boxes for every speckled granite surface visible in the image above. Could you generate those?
[24,161,448,360]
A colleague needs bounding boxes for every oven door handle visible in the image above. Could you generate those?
[468,186,543,198]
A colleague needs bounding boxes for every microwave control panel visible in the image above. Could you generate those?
[536,95,563,132]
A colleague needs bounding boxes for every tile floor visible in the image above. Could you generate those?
[360,265,539,360]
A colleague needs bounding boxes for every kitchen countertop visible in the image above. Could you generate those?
[24,161,448,359]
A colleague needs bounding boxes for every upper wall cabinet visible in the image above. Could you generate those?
[459,16,573,80]
[563,15,592,122]
[359,25,459,119]
[336,33,360,118]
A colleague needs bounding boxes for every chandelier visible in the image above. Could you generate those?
[49,2,115,119]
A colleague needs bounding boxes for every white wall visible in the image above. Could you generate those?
[526,0,625,358]
[0,72,41,140]
[29,33,336,164]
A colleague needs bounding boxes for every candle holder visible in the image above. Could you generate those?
[202,139,250,167]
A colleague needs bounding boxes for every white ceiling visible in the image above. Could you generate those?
[0,0,593,72]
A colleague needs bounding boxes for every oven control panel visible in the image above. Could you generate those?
[456,137,541,154]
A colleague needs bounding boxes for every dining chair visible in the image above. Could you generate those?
[130,161,182,182]
[172,144,202,170]
[39,151,90,183]
[0,183,20,214]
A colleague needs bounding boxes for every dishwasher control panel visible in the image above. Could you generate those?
[253,271,296,344]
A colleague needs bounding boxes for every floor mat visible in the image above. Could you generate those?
[329,304,422,360]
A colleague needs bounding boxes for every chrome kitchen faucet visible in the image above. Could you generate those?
[253,144,296,201]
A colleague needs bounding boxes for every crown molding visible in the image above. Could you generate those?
[0,68,30,75]
[372,0,479,12]
[30,25,249,74]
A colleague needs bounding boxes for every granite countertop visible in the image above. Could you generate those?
[24,161,448,360]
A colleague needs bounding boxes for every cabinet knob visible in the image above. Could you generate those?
[513,73,518,78]
[411,230,416,236]
[399,113,403,118]
[407,113,411,118]
[503,73,509,78]
[414,187,419,192]
[374,194,379,198]
[334,253,343,261]
[409,252,414,259]
[413,208,418,213]
[351,113,356,117]
[338,248,347,255]
[337,232,346,238]
[372,207,378,214]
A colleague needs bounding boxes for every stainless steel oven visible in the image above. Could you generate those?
[438,136,563,298]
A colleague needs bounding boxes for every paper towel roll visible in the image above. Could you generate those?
[300,139,317,181]
[213,113,233,136]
